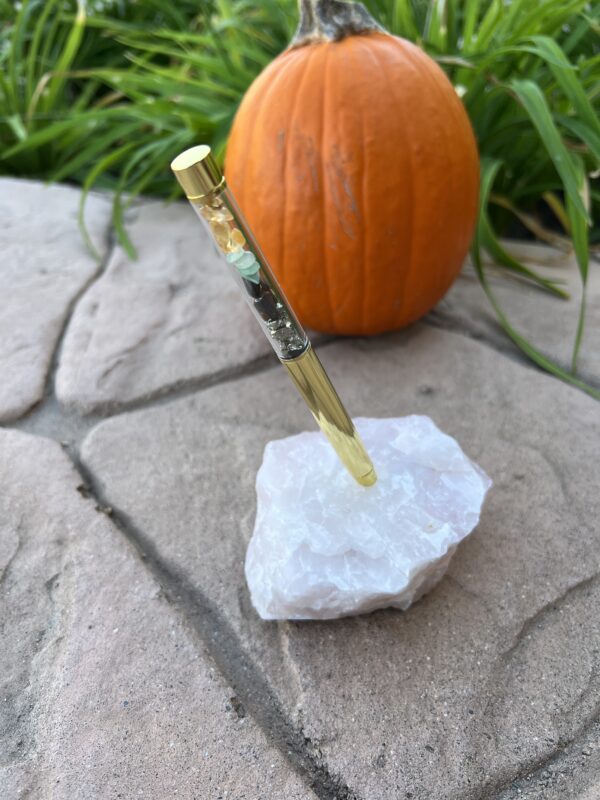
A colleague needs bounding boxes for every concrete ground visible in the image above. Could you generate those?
[1,178,599,800]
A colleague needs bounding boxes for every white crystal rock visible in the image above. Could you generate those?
[245,416,491,620]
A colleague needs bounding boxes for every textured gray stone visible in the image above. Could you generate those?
[431,240,600,388]
[56,200,272,413]
[0,179,110,422]
[0,428,315,799]
[80,325,600,800]
[496,721,600,799]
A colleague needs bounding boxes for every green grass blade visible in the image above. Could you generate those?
[470,0,503,52]
[509,79,590,222]
[473,244,600,400]
[390,0,420,39]
[26,0,59,104]
[566,154,590,372]
[472,158,503,271]
[526,36,600,137]
[41,1,86,113]
[6,114,27,142]
[423,0,447,50]
[461,0,482,48]
[7,0,32,113]
[79,142,138,260]
[474,158,599,400]
[49,121,141,183]
[556,116,600,163]
[2,116,91,157]
[562,13,595,54]
[509,0,587,42]
[481,217,569,298]
[566,156,590,286]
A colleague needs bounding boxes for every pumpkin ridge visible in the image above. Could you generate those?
[427,54,479,248]
[236,79,264,211]
[352,42,368,333]
[367,38,417,329]
[421,50,470,266]
[282,46,319,295]
[237,49,305,221]
[321,44,336,328]
[355,37,383,333]
[397,38,453,316]
[404,40,475,308]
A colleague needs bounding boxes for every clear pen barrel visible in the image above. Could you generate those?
[190,186,309,361]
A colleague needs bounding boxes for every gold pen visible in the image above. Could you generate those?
[171,145,376,487]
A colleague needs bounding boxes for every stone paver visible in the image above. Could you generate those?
[0,179,110,422]
[80,325,600,800]
[431,241,600,388]
[496,720,600,799]
[55,199,271,413]
[3,178,600,799]
[0,428,315,799]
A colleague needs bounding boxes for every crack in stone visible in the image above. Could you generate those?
[567,665,600,723]
[425,308,600,396]
[500,572,600,663]
[490,432,597,660]
[442,426,600,798]
[485,711,600,799]
[85,349,281,415]
[60,333,337,418]
[70,451,361,800]
[476,574,600,799]
[425,312,518,351]
[93,311,166,389]
[1,548,68,772]
[0,518,23,586]
[423,314,561,384]
[523,442,588,534]
[41,227,117,412]
[8,336,334,454]
[445,573,497,616]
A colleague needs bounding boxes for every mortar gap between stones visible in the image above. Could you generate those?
[423,314,598,397]
[71,333,340,418]
[69,449,361,800]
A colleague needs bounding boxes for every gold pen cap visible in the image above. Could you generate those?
[171,145,225,200]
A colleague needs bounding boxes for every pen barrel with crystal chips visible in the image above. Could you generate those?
[171,146,376,487]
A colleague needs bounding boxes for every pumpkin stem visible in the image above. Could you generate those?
[290,0,384,48]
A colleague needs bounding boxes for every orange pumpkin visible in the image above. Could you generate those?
[225,0,479,335]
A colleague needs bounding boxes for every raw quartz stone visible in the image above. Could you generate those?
[245,416,492,620]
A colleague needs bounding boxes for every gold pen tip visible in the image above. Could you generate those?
[357,467,377,487]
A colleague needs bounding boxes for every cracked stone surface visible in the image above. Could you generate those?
[0,179,110,422]
[55,199,271,413]
[3,178,600,799]
[80,325,600,800]
[0,428,314,799]
[430,241,600,389]
[496,719,600,799]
